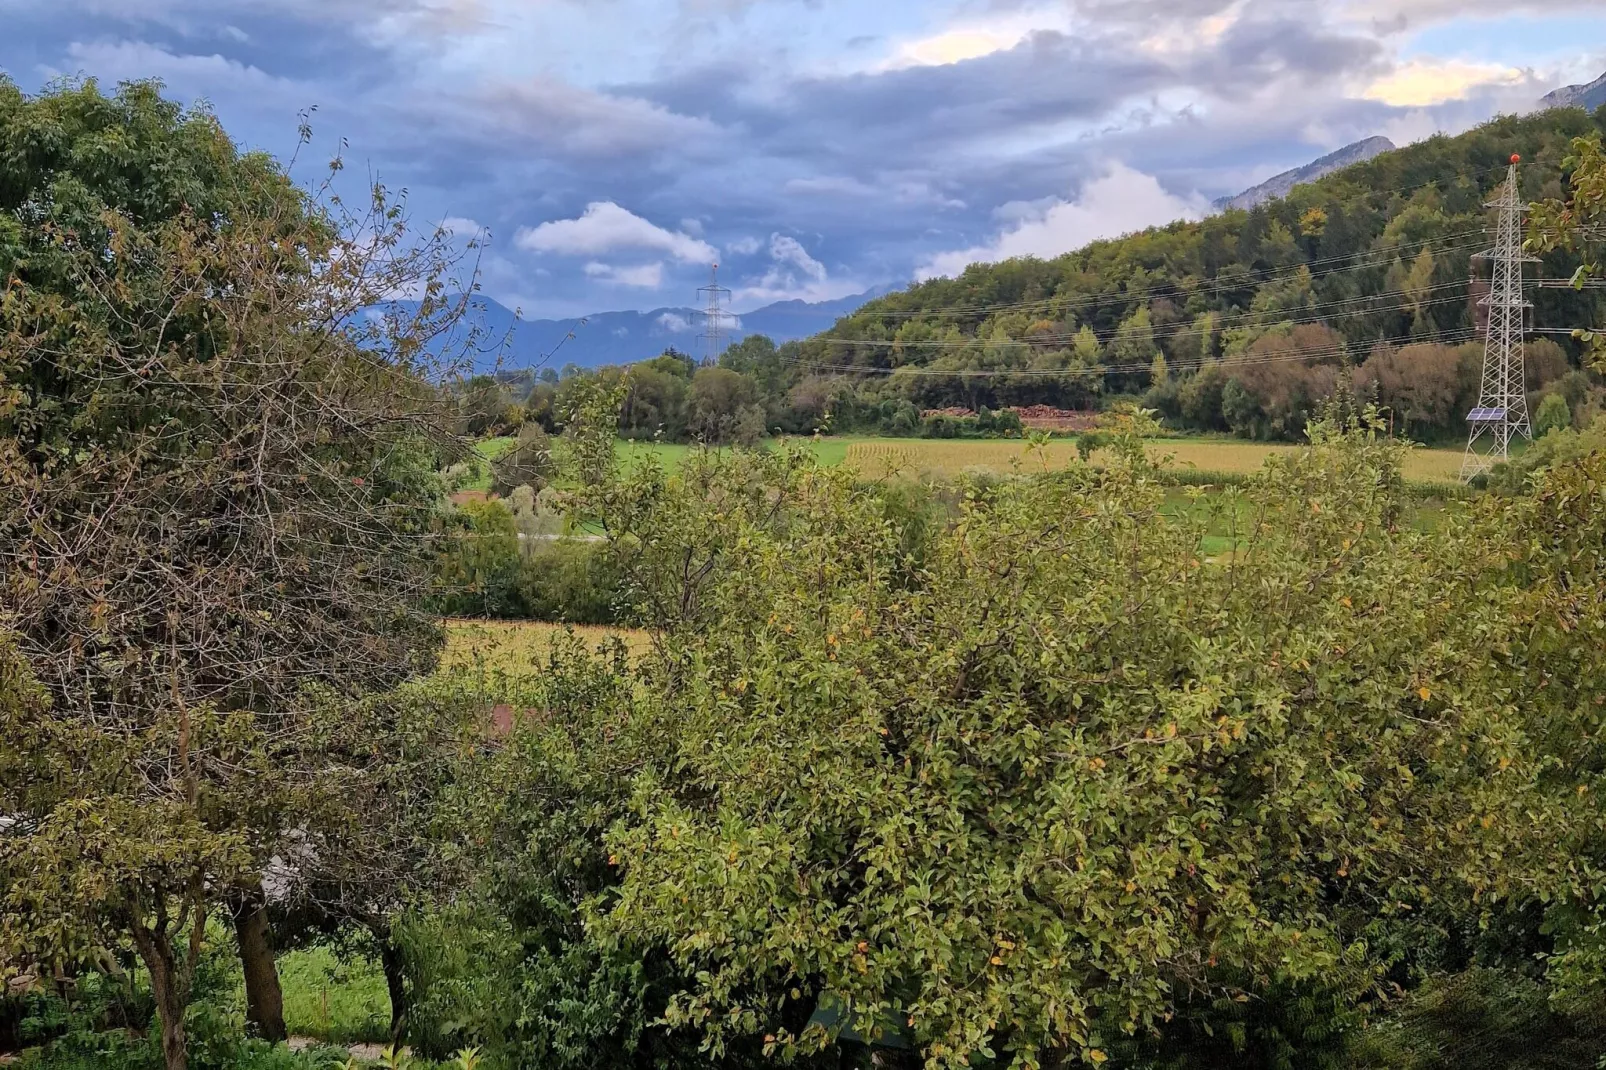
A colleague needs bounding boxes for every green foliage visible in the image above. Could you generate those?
[1529,133,1606,369]
[276,947,392,1045]
[1535,392,1573,437]
[433,502,626,624]
[1349,969,1606,1069]
[556,418,1606,1068]
[1482,414,1606,494]
[434,500,524,617]
[0,77,464,1070]
[791,109,1606,436]
[686,367,766,446]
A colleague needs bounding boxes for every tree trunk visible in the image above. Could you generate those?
[377,935,408,1043]
[233,897,287,1042]
[136,933,188,1070]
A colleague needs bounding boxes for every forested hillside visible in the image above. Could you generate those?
[791,108,1606,441]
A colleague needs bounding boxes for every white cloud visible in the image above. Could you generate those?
[918,163,1207,281]
[657,312,694,332]
[1361,59,1525,107]
[583,261,665,288]
[768,234,827,284]
[438,215,484,238]
[679,217,705,237]
[726,236,763,256]
[517,202,718,264]
[60,40,301,101]
[733,232,861,306]
[876,14,1059,72]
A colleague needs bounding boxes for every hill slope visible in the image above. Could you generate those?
[1214,136,1397,212]
[794,108,1606,440]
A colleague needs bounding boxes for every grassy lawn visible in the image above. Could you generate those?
[277,946,392,1046]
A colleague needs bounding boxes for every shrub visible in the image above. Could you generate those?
[569,423,1606,1068]
[514,540,627,625]
[1534,393,1572,438]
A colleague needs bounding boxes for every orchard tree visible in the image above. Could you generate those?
[579,418,1592,1068]
[0,79,469,1070]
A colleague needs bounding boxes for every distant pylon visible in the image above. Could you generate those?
[1462,155,1536,483]
[698,264,732,366]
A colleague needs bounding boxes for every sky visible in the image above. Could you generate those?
[1,0,1604,319]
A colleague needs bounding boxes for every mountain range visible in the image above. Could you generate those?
[1214,67,1606,215]
[1542,69,1606,113]
[441,286,896,373]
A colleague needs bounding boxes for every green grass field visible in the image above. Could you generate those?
[277,946,392,1045]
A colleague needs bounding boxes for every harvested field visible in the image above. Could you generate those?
[841,438,1465,484]
[443,619,651,674]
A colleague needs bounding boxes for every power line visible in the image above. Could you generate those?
[837,230,1486,323]
[781,328,1477,380]
[807,285,1473,352]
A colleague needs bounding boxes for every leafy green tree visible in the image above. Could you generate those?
[1353,342,1478,439]
[435,500,524,617]
[1529,133,1606,368]
[621,366,690,440]
[0,79,463,1070]
[459,375,519,437]
[1107,305,1158,392]
[559,374,629,486]
[686,367,765,446]
[720,334,792,397]
[491,422,555,496]
[1535,392,1572,436]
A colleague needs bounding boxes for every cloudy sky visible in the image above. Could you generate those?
[2,1,1603,318]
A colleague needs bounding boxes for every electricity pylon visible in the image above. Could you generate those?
[1462,155,1535,483]
[698,264,732,366]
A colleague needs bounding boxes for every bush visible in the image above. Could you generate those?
[514,539,627,625]
[1348,969,1606,1069]
[569,425,1606,1068]
[1534,392,1572,438]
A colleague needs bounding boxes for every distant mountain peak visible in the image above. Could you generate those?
[1540,69,1606,113]
[1214,136,1397,213]
[430,286,893,373]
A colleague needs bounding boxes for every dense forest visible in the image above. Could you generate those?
[468,107,1606,447]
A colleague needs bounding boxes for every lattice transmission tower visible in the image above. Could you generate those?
[698,264,732,366]
[1462,155,1536,483]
